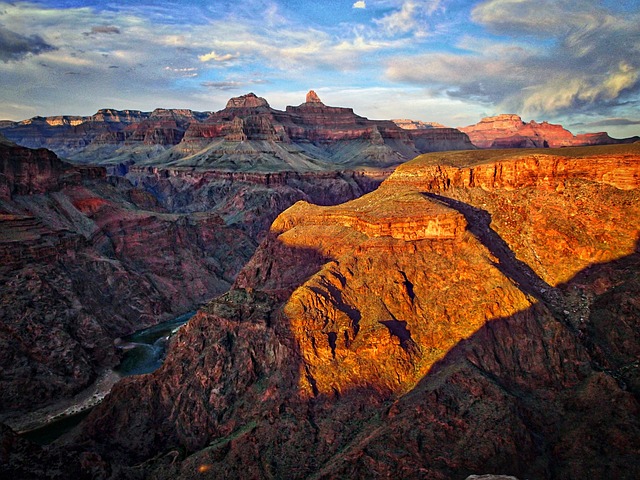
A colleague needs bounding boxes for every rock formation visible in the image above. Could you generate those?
[304,89,323,105]
[9,144,634,479]
[461,114,639,149]
[0,136,390,431]
[393,118,447,129]
[0,91,475,170]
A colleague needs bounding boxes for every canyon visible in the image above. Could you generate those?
[1,141,637,479]
[0,93,639,479]
[0,131,386,432]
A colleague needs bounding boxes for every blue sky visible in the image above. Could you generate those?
[1,0,639,137]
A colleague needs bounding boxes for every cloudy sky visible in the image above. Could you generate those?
[1,0,639,137]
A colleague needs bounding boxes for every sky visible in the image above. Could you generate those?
[1,0,639,137]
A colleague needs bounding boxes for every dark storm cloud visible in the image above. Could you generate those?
[0,26,56,62]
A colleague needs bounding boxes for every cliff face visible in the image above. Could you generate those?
[124,166,390,239]
[461,114,639,149]
[0,142,255,427]
[0,92,474,170]
[56,143,640,480]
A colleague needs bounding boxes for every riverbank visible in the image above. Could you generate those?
[8,311,195,441]
[6,369,122,434]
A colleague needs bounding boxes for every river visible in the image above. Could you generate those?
[20,311,195,445]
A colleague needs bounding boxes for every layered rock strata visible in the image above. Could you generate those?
[0,134,394,431]
[26,143,637,480]
[0,92,474,170]
[461,114,639,149]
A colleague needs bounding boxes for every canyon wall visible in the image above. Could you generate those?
[42,143,640,480]
[0,92,474,170]
[0,142,254,427]
[0,137,392,430]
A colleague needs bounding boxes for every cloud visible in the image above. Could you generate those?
[198,51,238,62]
[581,118,640,127]
[353,1,366,8]
[201,79,269,90]
[375,0,443,36]
[84,25,121,36]
[164,66,198,77]
[518,62,639,116]
[0,26,56,62]
[386,0,640,119]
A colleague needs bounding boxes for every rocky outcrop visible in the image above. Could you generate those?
[39,143,638,480]
[461,114,639,149]
[0,134,395,431]
[393,119,447,129]
[0,92,474,170]
[224,92,270,109]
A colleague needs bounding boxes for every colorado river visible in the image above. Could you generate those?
[20,311,195,445]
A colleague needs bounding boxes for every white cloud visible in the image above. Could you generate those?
[374,0,443,36]
[198,51,237,62]
[519,62,640,116]
[386,0,640,122]
[353,1,366,9]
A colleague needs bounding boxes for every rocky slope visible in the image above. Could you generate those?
[7,144,634,479]
[0,140,256,428]
[0,92,474,170]
[0,133,392,432]
[460,114,639,149]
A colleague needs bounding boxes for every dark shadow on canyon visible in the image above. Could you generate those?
[423,192,556,303]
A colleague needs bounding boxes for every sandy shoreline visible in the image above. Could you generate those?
[3,369,123,434]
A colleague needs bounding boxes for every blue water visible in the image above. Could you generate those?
[20,311,195,445]
[115,311,195,376]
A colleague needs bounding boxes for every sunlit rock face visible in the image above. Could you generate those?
[461,114,639,148]
[67,144,640,480]
[0,133,393,432]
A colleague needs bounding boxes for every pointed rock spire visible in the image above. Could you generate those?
[303,90,324,107]
[305,90,324,105]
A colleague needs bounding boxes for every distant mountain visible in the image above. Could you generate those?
[0,91,474,171]
[460,113,640,149]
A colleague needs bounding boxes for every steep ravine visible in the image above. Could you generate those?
[11,144,632,480]
[2,144,639,479]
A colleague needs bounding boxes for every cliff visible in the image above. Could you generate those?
[0,92,474,170]
[461,114,639,149]
[0,137,393,429]
[0,142,255,427]
[41,143,640,479]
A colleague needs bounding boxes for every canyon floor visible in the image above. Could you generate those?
[2,142,638,479]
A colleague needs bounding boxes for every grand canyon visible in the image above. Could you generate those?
[0,88,638,479]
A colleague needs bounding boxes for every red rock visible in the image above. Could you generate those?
[461,114,639,149]
[0,142,256,425]
[0,92,475,169]
[67,144,640,480]
[225,93,270,109]
[305,90,323,105]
